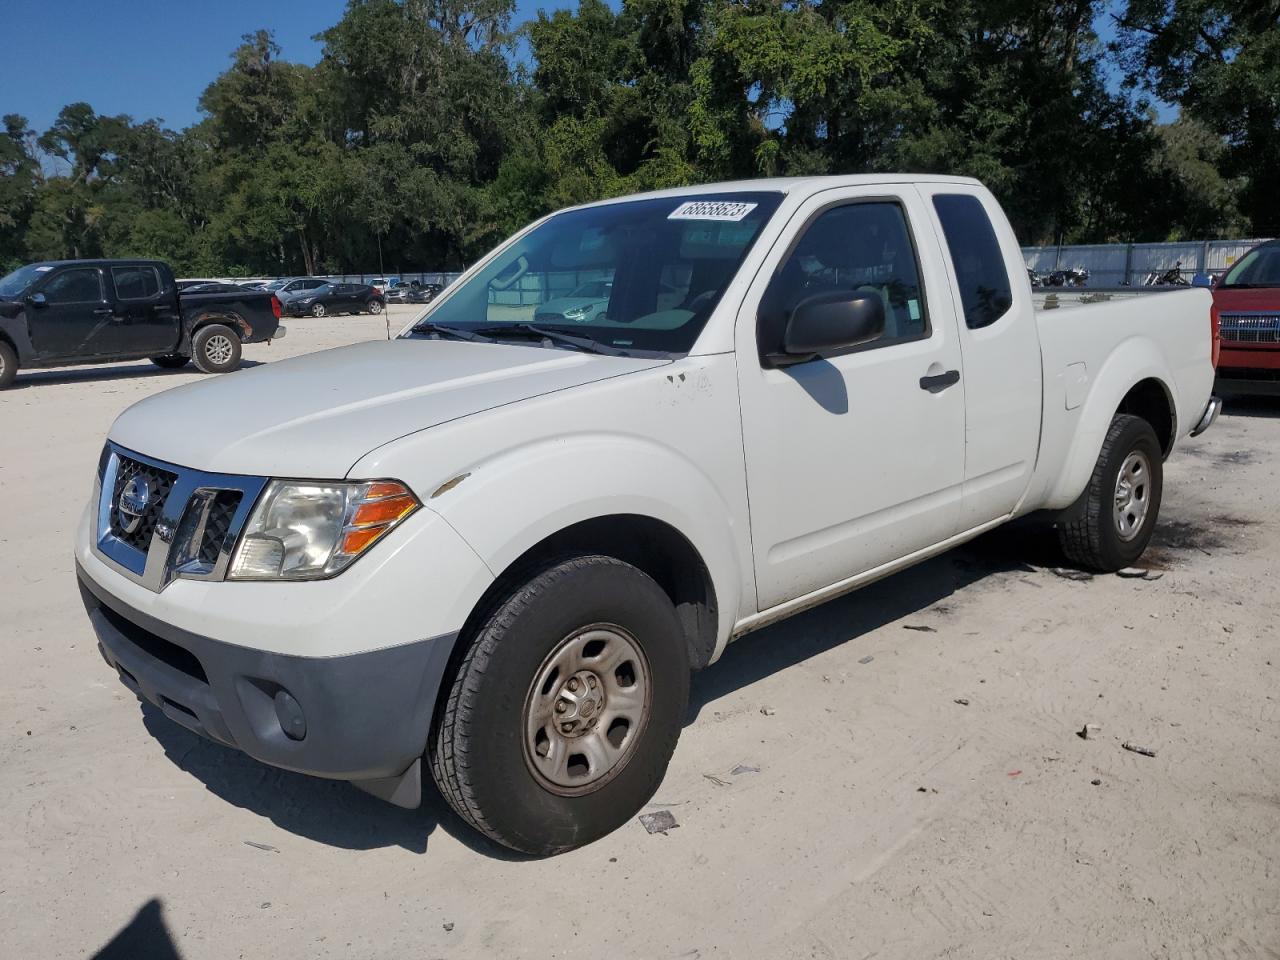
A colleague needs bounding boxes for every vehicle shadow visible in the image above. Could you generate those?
[12,359,265,389]
[687,524,1044,721]
[1218,392,1280,420]
[139,702,531,861]
[138,523,1046,860]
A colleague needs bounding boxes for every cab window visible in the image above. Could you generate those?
[111,266,162,301]
[758,200,928,362]
[44,268,104,304]
[932,194,1013,329]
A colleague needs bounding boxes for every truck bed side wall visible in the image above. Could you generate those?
[1025,288,1215,513]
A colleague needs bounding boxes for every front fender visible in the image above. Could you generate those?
[1042,336,1176,510]
[422,432,747,660]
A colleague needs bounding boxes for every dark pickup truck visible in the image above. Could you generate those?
[0,259,284,389]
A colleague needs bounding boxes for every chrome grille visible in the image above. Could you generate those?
[1220,313,1280,345]
[95,444,266,593]
[109,456,177,550]
[199,492,243,565]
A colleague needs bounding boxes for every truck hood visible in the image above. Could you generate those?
[109,339,669,478]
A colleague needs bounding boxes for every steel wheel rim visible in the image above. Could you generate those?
[312,303,325,317]
[522,623,652,796]
[205,334,233,366]
[1113,449,1151,541]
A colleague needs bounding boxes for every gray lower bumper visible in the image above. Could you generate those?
[77,562,455,806]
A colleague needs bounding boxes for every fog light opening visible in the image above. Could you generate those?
[273,689,307,741]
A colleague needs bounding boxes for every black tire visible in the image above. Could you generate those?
[310,302,326,317]
[149,354,190,370]
[0,340,17,389]
[1058,414,1163,571]
[191,324,242,375]
[429,555,690,856]
[367,298,383,314]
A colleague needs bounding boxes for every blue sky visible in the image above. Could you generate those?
[5,0,1170,138]
[3,0,566,135]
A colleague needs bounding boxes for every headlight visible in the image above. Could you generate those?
[228,479,420,580]
[298,297,316,304]
[564,304,592,320]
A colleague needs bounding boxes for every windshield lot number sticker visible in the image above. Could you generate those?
[669,201,758,222]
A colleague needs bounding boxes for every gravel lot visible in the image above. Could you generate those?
[2,307,1278,959]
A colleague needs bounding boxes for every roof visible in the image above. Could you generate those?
[31,258,166,268]
[567,174,984,212]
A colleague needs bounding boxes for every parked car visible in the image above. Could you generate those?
[386,280,443,304]
[176,278,219,291]
[282,282,384,317]
[534,280,614,323]
[365,277,401,295]
[76,176,1217,856]
[0,259,283,388]
[267,277,328,300]
[181,282,255,294]
[1211,238,1280,394]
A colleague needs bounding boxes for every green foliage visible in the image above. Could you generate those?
[0,0,1270,276]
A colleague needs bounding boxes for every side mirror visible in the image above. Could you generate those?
[27,292,47,308]
[775,291,885,365]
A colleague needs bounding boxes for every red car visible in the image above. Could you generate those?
[1212,239,1280,394]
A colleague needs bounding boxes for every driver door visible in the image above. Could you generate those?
[29,265,111,360]
[735,186,968,610]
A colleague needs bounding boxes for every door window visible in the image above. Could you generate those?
[932,194,1013,329]
[758,201,928,363]
[43,268,103,304]
[111,266,162,301]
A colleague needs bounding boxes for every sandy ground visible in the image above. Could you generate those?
[2,307,1278,959]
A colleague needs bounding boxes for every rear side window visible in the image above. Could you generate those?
[112,266,162,301]
[932,194,1012,329]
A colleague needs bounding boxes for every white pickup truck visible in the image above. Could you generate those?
[77,175,1219,855]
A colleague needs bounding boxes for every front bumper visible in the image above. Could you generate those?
[79,561,454,803]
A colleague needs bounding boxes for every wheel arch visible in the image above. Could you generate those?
[182,311,250,351]
[457,514,721,672]
[1043,339,1179,511]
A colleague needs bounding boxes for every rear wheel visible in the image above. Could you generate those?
[1058,414,1163,571]
[367,298,383,314]
[191,324,242,375]
[0,340,17,389]
[149,354,190,370]
[310,302,326,318]
[429,555,690,856]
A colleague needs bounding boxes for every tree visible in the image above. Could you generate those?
[1116,0,1280,234]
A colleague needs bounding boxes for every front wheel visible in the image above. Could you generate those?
[1058,414,1163,571]
[310,302,326,317]
[191,324,242,375]
[367,298,383,314]
[429,555,690,856]
[0,340,17,389]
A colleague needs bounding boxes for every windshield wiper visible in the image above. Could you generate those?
[411,321,493,342]
[476,323,632,357]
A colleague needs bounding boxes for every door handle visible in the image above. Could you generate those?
[92,307,113,317]
[919,369,960,392]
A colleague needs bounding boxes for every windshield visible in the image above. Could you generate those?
[0,263,52,298]
[1220,246,1280,289]
[411,192,783,353]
